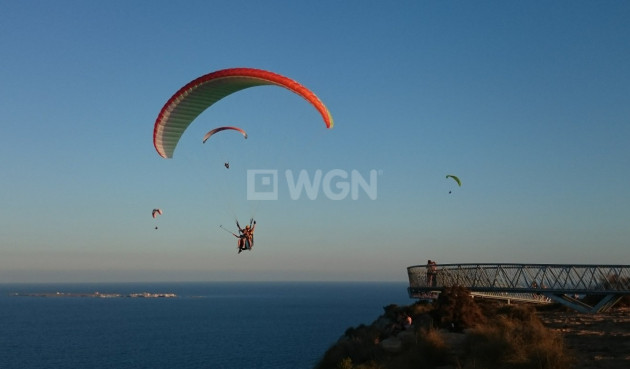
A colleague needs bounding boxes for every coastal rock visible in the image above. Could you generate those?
[380,336,402,353]
[373,316,392,331]
[397,330,416,347]
[414,313,433,331]
[439,330,467,358]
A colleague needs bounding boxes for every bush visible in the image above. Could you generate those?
[433,286,486,330]
[462,305,573,369]
[315,324,384,369]
[336,357,353,369]
[316,291,572,369]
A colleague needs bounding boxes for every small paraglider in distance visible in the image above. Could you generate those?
[202,126,248,144]
[446,175,461,194]
[152,208,163,229]
[202,126,246,170]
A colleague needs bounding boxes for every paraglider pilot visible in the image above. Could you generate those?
[236,218,256,253]
[234,230,247,253]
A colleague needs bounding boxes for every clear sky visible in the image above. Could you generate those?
[1,1,629,283]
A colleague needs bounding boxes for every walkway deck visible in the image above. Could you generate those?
[407,263,630,313]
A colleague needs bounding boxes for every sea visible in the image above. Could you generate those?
[0,282,411,369]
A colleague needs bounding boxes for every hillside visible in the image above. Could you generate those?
[315,287,630,369]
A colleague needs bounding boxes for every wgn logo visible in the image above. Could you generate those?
[247,169,379,200]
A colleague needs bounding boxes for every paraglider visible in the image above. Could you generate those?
[202,126,247,169]
[446,175,461,193]
[153,68,334,159]
[152,208,163,229]
[236,218,256,253]
[219,219,256,254]
[446,175,461,186]
[202,126,248,143]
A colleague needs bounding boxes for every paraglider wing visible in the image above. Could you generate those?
[153,68,334,158]
[152,208,163,218]
[446,175,461,187]
[202,126,248,143]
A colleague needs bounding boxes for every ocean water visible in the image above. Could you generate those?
[0,282,410,369]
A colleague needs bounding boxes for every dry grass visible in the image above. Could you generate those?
[538,307,630,369]
[315,287,574,369]
[462,306,573,369]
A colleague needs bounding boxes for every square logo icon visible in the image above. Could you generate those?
[247,170,278,200]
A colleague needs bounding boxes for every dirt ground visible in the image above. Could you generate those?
[537,307,630,369]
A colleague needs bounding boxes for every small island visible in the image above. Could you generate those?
[10,291,177,298]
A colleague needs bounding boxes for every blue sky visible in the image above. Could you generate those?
[1,1,629,283]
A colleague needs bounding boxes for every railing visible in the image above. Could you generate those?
[407,263,630,313]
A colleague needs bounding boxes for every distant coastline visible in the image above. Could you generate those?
[10,291,176,298]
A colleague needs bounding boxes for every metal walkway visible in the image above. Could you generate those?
[407,263,630,313]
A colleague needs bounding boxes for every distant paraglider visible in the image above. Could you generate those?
[152,208,163,229]
[202,126,248,169]
[446,175,461,186]
[446,175,461,194]
[202,126,248,143]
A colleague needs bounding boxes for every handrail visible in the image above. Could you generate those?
[407,263,630,313]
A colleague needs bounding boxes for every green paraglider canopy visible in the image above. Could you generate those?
[446,175,461,186]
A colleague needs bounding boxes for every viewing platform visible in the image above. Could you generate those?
[407,263,630,313]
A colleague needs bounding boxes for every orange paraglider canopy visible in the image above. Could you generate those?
[153,68,333,158]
